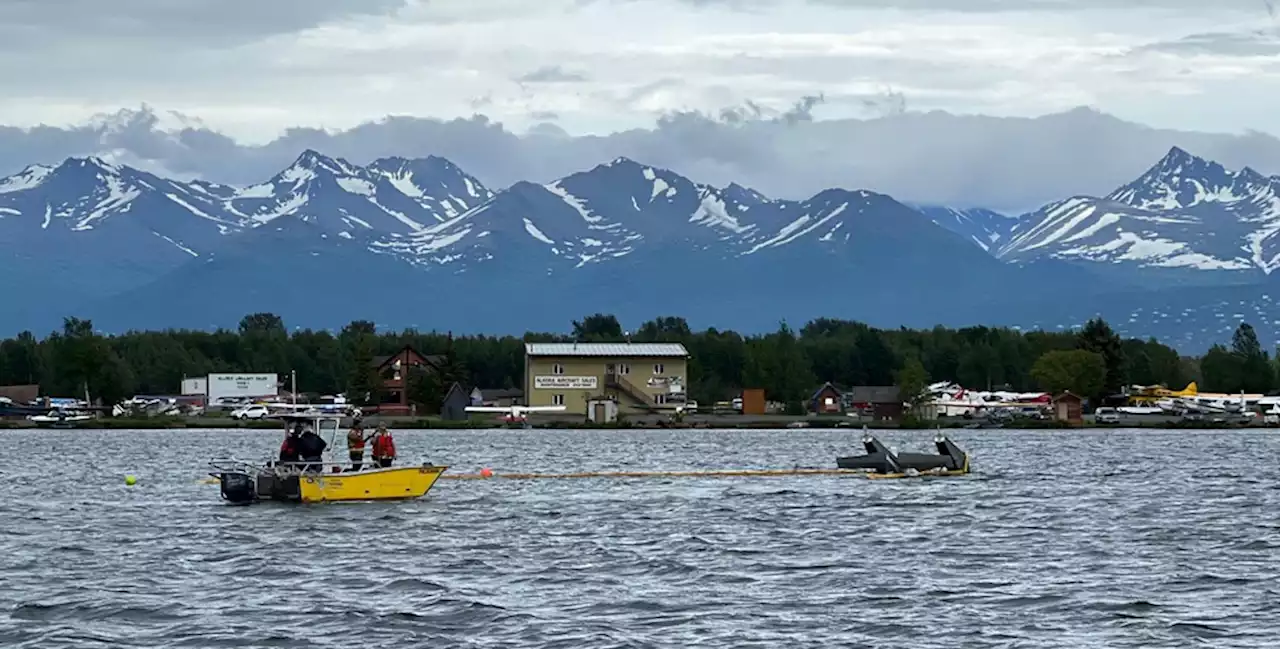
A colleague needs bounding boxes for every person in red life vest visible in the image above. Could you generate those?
[278,424,301,467]
[370,423,396,468]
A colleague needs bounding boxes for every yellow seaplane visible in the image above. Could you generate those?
[207,411,447,505]
[1126,382,1199,405]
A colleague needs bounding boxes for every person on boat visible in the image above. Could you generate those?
[278,425,302,468]
[346,419,371,471]
[370,423,396,468]
[296,423,328,473]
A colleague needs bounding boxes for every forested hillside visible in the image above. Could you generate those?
[1,312,1273,409]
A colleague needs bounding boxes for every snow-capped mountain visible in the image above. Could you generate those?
[0,156,245,308]
[381,157,1007,277]
[227,151,492,238]
[54,155,1043,337]
[10,144,1280,352]
[913,205,1020,252]
[996,147,1280,284]
[0,150,493,331]
[382,157,792,271]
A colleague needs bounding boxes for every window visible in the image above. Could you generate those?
[653,363,665,375]
[654,394,669,405]
[552,394,565,406]
[552,363,564,375]
[619,363,631,375]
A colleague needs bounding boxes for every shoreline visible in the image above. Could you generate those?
[0,414,1268,431]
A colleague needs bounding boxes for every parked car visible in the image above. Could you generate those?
[1095,407,1121,424]
[230,404,270,420]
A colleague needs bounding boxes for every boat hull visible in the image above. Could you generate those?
[297,465,447,503]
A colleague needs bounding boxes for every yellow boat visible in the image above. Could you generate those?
[208,410,448,505]
[298,464,446,503]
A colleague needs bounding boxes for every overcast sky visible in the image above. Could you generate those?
[4,0,1280,211]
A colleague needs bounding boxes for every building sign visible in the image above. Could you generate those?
[648,376,686,393]
[208,373,279,401]
[181,378,207,396]
[534,376,598,389]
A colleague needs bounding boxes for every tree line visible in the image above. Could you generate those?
[1,312,1276,411]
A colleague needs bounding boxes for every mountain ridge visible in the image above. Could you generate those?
[4,144,1280,352]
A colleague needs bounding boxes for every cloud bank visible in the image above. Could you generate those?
[3,0,1280,211]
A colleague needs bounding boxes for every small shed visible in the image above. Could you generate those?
[440,382,471,421]
[1053,391,1083,425]
[740,388,766,415]
[847,386,905,421]
[810,382,844,414]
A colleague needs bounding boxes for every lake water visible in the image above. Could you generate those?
[1,428,1278,648]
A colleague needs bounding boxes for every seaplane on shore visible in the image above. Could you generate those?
[925,381,1051,417]
[1126,382,1276,415]
[465,404,567,428]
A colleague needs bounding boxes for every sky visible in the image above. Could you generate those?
[4,0,1280,211]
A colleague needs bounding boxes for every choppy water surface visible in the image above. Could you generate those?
[2,428,1279,648]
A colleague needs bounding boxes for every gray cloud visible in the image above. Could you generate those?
[0,0,407,47]
[517,66,590,83]
[5,104,1280,214]
[674,0,1267,11]
[1133,30,1280,56]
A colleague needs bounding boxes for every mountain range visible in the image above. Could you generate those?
[3,145,1280,353]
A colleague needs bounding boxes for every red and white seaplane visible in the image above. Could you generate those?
[465,404,567,428]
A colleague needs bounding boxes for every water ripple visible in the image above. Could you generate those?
[1,428,1279,647]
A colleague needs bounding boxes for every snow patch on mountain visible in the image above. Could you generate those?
[0,165,53,195]
[913,205,1020,252]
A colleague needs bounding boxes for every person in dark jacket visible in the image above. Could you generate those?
[296,424,328,473]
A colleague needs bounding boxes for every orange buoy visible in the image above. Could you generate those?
[479,468,494,478]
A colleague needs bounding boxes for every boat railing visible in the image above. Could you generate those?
[208,456,437,479]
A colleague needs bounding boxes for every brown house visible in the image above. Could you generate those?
[1053,391,1083,425]
[847,386,904,421]
[0,384,39,405]
[810,382,844,414]
[371,345,445,415]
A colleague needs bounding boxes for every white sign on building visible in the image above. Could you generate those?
[207,373,279,401]
[181,378,207,396]
[534,376,599,389]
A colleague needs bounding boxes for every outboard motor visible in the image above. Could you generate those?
[218,472,257,505]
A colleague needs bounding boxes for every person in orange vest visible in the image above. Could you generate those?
[346,418,371,471]
[370,423,396,468]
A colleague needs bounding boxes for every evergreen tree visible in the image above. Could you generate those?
[1077,318,1126,401]
[1200,344,1242,393]
[1230,323,1274,393]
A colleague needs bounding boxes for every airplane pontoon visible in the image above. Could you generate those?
[465,404,567,428]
